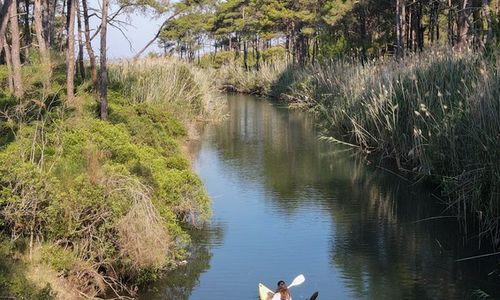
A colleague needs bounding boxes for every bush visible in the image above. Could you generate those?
[0,66,213,296]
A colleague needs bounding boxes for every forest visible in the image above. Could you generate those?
[0,0,499,298]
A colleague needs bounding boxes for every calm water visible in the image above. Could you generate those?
[140,94,499,299]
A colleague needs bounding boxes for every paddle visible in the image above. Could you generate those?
[271,274,305,300]
[308,291,319,300]
[287,274,305,289]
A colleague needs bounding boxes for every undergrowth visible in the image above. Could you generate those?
[0,58,217,298]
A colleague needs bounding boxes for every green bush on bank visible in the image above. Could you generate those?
[0,59,215,297]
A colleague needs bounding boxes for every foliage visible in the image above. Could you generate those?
[0,241,56,299]
[0,59,215,297]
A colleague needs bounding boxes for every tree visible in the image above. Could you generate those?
[66,0,76,101]
[34,0,52,90]
[0,0,13,50]
[99,0,109,120]
[9,0,23,98]
[81,0,98,90]
[76,0,85,80]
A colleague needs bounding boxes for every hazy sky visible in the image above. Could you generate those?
[88,0,165,58]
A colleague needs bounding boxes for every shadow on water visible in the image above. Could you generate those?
[141,94,499,299]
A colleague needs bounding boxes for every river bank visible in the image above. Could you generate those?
[215,49,500,249]
[0,59,223,298]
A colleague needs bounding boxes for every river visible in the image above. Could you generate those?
[140,94,498,299]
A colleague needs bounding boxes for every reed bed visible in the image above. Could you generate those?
[273,49,499,245]
[215,60,288,95]
[108,58,226,121]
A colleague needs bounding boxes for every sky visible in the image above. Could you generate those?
[88,0,165,58]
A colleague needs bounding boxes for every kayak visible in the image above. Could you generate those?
[259,283,274,300]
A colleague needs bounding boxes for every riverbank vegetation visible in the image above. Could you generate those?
[0,0,229,297]
[0,56,220,298]
[154,0,500,249]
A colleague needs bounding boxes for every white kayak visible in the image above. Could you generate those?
[258,283,274,300]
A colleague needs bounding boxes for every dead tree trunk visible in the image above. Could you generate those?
[99,0,108,120]
[66,0,76,101]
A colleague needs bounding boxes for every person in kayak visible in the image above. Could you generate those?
[273,280,292,300]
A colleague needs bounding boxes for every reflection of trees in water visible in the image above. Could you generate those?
[188,94,498,299]
[139,223,225,300]
[207,95,328,207]
[323,159,496,299]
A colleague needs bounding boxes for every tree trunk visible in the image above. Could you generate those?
[448,0,455,45]
[417,1,424,50]
[482,0,493,45]
[254,37,260,70]
[34,0,51,90]
[458,0,470,48]
[57,0,66,51]
[0,0,13,49]
[21,0,29,59]
[396,0,403,57]
[9,0,23,98]
[46,0,57,46]
[243,38,248,70]
[429,0,440,44]
[99,0,108,120]
[76,0,84,80]
[3,40,14,93]
[81,0,97,90]
[42,0,48,42]
[66,0,75,101]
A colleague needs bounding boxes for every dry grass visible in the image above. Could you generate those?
[27,264,82,300]
[113,175,172,271]
[214,60,288,95]
[108,58,226,122]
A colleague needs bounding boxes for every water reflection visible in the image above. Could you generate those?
[139,224,225,300]
[140,94,499,299]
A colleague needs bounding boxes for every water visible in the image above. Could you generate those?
[140,94,499,299]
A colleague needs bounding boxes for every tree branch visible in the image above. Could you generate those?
[133,10,183,58]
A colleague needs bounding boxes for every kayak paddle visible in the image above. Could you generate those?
[287,274,305,289]
[308,291,319,300]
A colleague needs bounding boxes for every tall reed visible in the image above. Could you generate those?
[274,49,500,245]
[215,60,288,95]
[108,58,225,120]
